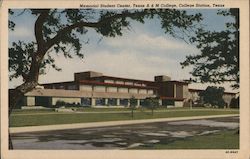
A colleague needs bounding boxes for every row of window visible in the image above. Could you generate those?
[81,98,130,106]
[80,85,154,94]
[81,98,150,106]
[104,80,147,87]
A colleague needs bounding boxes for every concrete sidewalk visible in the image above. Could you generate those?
[10,114,239,134]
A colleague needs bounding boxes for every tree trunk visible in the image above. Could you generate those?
[9,81,38,149]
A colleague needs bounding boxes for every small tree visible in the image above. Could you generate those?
[144,97,159,115]
[129,96,137,118]
[229,96,239,108]
[199,86,226,108]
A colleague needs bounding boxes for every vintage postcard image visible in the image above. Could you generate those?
[1,0,249,159]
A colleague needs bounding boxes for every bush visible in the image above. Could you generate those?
[55,100,66,106]
[199,86,226,108]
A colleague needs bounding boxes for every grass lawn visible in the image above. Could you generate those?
[12,107,238,114]
[10,109,239,127]
[132,130,239,149]
[12,109,55,114]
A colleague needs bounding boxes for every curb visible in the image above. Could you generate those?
[10,114,239,134]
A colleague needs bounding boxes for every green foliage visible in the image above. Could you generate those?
[199,86,226,108]
[129,96,137,109]
[9,41,61,81]
[229,96,239,108]
[129,96,137,118]
[181,9,239,89]
[9,9,202,82]
[143,97,159,115]
[55,100,81,107]
[136,130,239,149]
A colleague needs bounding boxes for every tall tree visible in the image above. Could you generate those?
[181,9,239,89]
[9,9,202,114]
[8,9,202,149]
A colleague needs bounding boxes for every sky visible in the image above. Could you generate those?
[8,9,237,92]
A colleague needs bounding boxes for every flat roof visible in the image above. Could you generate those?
[90,75,154,83]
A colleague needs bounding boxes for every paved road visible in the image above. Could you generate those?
[11,116,239,150]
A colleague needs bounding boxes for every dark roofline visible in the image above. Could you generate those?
[42,81,76,86]
[79,80,158,89]
[90,75,154,83]
[156,80,188,85]
[168,80,188,85]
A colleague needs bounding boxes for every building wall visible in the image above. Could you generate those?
[125,81,133,85]
[80,85,92,92]
[118,88,128,93]
[176,84,183,98]
[115,80,124,84]
[174,101,183,107]
[148,90,154,95]
[26,96,35,106]
[160,82,174,97]
[107,86,118,93]
[79,83,155,96]
[67,84,78,90]
[93,86,106,92]
[129,88,138,94]
[183,85,189,98]
[223,94,236,106]
[138,89,147,94]
[104,80,114,83]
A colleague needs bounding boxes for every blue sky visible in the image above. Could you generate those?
[9,9,237,92]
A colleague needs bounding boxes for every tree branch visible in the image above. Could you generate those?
[46,10,148,49]
[34,9,50,52]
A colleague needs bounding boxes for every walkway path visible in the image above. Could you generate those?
[10,114,239,134]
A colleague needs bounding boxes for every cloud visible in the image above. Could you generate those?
[104,34,197,53]
[9,27,33,38]
[36,49,178,84]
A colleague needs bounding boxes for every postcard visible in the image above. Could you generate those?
[1,0,249,159]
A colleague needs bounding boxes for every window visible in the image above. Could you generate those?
[96,98,105,106]
[120,99,128,106]
[108,98,117,106]
[81,98,91,106]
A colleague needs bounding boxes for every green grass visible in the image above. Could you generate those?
[133,130,239,149]
[12,107,237,114]
[12,109,54,114]
[10,109,239,127]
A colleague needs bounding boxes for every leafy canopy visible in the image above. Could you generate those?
[9,9,202,83]
[199,86,226,108]
[181,9,239,89]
